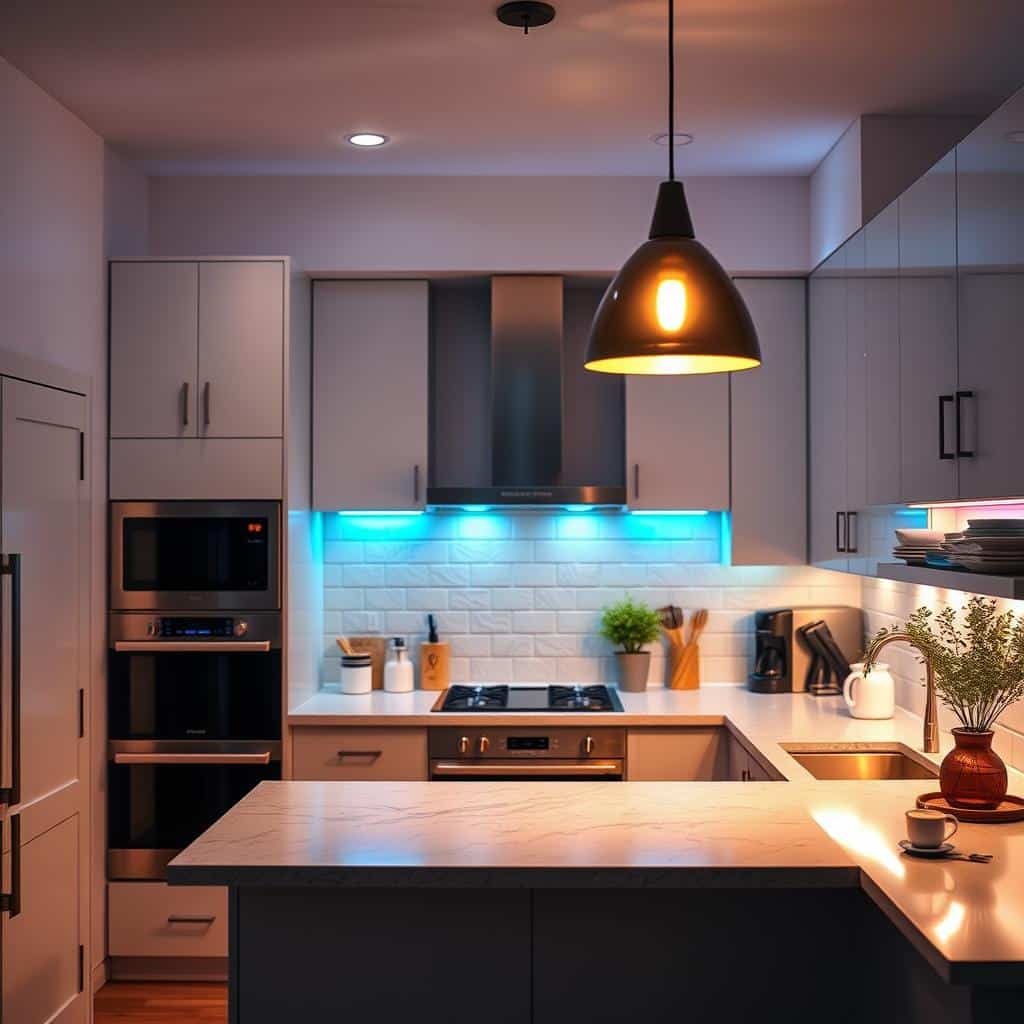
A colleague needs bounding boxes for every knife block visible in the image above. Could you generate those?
[419,642,450,691]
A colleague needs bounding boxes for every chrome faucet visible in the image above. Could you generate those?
[864,631,939,753]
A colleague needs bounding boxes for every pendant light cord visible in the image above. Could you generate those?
[668,0,675,181]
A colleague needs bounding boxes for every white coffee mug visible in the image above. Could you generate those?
[843,662,895,720]
[906,808,958,849]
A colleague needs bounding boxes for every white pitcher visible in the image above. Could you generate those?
[843,662,895,720]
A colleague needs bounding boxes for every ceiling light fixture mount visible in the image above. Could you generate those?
[346,132,389,148]
[496,1,556,35]
[584,0,761,376]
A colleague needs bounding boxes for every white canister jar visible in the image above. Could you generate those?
[843,662,895,720]
[340,653,373,694]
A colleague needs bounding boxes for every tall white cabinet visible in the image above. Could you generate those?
[1,374,90,1024]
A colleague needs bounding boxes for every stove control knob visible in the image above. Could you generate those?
[478,736,490,754]
[146,619,158,638]
[458,736,470,755]
[233,620,249,638]
[585,735,595,755]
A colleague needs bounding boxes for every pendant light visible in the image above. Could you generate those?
[584,0,761,375]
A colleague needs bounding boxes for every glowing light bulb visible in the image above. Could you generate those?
[656,278,687,331]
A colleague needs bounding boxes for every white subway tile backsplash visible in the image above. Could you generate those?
[365,588,406,610]
[535,635,580,657]
[492,635,535,657]
[449,588,491,611]
[512,611,557,633]
[470,610,512,633]
[385,564,431,587]
[471,564,514,587]
[534,588,576,611]
[429,564,471,587]
[449,634,492,657]
[325,588,364,610]
[491,588,534,610]
[406,588,449,610]
[512,564,558,586]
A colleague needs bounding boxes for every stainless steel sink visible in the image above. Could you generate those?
[782,745,938,781]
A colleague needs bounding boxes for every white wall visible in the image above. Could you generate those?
[809,121,862,269]
[148,174,810,274]
[1,56,149,984]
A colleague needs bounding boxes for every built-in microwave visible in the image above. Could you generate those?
[110,501,280,611]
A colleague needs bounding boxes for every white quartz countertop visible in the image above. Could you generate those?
[174,684,1024,983]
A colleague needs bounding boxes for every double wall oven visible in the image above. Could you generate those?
[108,502,282,880]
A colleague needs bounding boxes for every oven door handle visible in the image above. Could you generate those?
[113,641,272,653]
[431,761,622,778]
[112,752,272,766]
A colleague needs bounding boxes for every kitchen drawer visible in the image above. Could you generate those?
[291,727,428,780]
[109,882,228,958]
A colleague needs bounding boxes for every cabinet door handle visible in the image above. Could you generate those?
[633,463,640,501]
[203,381,211,428]
[938,395,955,460]
[413,464,421,504]
[955,390,974,458]
[836,512,847,553]
[0,814,21,917]
[167,915,216,926]
[0,554,22,807]
[181,381,190,427]
[846,510,858,554]
[336,750,383,761]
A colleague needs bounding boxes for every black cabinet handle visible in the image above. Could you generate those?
[938,395,955,460]
[633,463,640,501]
[955,390,975,458]
[836,511,847,553]
[847,510,858,554]
[0,814,21,918]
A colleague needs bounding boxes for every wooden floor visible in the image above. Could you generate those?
[95,983,228,1024]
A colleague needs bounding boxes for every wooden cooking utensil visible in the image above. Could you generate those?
[669,609,708,690]
[336,636,355,656]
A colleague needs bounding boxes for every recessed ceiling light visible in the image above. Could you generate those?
[1006,130,1024,144]
[652,132,694,147]
[347,132,389,148]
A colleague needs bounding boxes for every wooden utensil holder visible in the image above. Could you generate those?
[420,642,450,691]
[668,642,700,690]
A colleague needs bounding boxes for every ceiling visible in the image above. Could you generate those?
[2,0,1023,176]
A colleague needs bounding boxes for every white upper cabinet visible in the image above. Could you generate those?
[625,375,729,512]
[899,152,959,504]
[956,92,1024,501]
[110,261,198,438]
[729,278,807,565]
[313,280,429,511]
[198,261,284,438]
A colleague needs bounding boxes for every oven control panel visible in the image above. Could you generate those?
[429,727,626,760]
[109,611,282,647]
[145,617,247,638]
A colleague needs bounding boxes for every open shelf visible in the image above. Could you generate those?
[876,563,1024,600]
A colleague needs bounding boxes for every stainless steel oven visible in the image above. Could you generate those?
[429,727,625,780]
[107,611,282,879]
[110,501,280,611]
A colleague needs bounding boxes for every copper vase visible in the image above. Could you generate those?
[939,729,1007,810]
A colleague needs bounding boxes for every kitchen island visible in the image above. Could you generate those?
[171,687,1024,1023]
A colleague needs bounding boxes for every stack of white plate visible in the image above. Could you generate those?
[942,520,1024,574]
[892,528,945,566]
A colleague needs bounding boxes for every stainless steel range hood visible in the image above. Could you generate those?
[427,276,626,508]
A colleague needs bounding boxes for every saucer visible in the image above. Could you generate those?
[898,840,955,859]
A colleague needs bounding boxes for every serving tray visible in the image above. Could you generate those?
[916,792,1024,824]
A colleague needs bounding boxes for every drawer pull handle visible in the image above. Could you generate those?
[167,915,216,926]
[113,752,272,765]
[336,750,383,760]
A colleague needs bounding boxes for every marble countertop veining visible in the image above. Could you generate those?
[172,684,1024,983]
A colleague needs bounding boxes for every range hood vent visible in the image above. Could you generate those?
[427,276,625,508]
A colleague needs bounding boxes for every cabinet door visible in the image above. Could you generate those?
[2,813,86,1024]
[899,153,959,503]
[198,261,284,438]
[2,379,88,819]
[729,279,806,565]
[808,245,849,569]
[313,281,429,511]
[110,261,198,438]
[626,728,728,781]
[625,375,729,511]
[864,203,901,505]
[844,231,870,573]
[728,738,752,781]
[956,95,1024,501]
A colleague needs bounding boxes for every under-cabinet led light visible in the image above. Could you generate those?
[629,509,710,516]
[336,510,423,517]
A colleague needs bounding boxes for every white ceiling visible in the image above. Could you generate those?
[2,0,1023,176]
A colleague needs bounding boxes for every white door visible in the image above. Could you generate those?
[808,244,849,569]
[625,374,730,511]
[198,261,285,438]
[110,261,198,438]
[1,378,88,1023]
[899,153,959,503]
[313,280,429,511]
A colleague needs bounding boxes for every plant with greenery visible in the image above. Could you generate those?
[871,596,1024,732]
[599,596,662,654]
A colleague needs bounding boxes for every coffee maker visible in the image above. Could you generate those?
[748,607,863,694]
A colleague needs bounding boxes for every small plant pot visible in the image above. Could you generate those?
[615,651,651,692]
[940,729,1008,810]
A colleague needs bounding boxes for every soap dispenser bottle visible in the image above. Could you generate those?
[384,637,414,693]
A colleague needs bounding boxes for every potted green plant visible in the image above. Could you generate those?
[600,596,662,692]
[873,597,1024,809]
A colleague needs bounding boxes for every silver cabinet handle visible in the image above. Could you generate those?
[182,381,190,428]
[0,554,21,807]
[413,464,421,504]
[113,752,272,765]
[431,762,622,778]
[113,640,271,653]
[167,915,216,925]
[633,463,640,500]
[0,814,21,917]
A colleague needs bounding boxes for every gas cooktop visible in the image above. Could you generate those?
[435,684,623,713]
